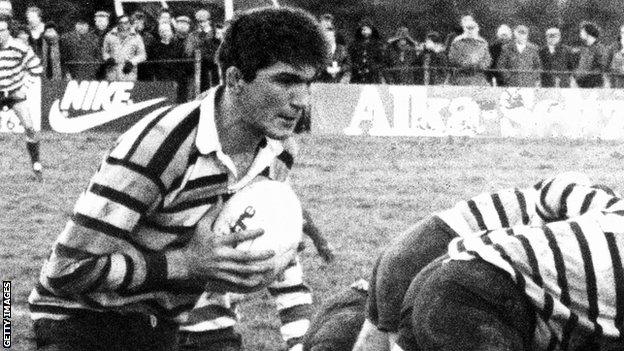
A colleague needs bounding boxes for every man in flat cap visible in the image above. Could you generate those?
[575,21,608,88]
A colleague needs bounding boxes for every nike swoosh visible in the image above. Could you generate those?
[49,97,167,133]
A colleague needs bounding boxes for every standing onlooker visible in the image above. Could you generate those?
[539,27,575,88]
[384,27,419,85]
[174,15,191,41]
[447,15,491,86]
[348,20,385,84]
[317,17,350,83]
[185,8,220,90]
[131,11,154,81]
[319,13,346,46]
[102,14,146,81]
[419,31,448,85]
[60,16,101,80]
[93,11,111,48]
[40,21,61,80]
[487,24,512,86]
[147,21,187,101]
[609,25,624,88]
[158,9,173,27]
[25,6,45,58]
[497,25,541,87]
[575,21,608,88]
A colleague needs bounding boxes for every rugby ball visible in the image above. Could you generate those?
[212,179,303,276]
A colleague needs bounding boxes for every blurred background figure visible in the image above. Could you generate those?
[131,10,154,81]
[15,24,29,45]
[40,21,62,80]
[448,15,491,86]
[0,0,11,16]
[93,11,111,48]
[497,25,541,87]
[317,15,350,83]
[60,16,101,80]
[185,8,220,90]
[174,15,192,41]
[575,21,608,88]
[384,26,419,85]
[147,21,188,101]
[539,27,575,88]
[419,31,448,85]
[26,6,45,58]
[102,14,145,81]
[158,8,173,26]
[349,19,385,84]
[607,24,624,88]
[487,24,512,86]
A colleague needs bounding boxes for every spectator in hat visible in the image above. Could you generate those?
[174,15,191,41]
[348,19,386,84]
[575,21,608,88]
[447,15,491,86]
[26,6,45,58]
[487,24,512,86]
[102,14,146,81]
[60,16,101,80]
[131,10,154,81]
[539,27,575,88]
[93,11,111,48]
[40,21,62,80]
[384,26,419,85]
[608,24,624,88]
[317,15,350,83]
[418,31,448,85]
[497,25,541,87]
[185,8,221,90]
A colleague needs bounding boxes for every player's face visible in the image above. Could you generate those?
[238,62,316,140]
[0,22,10,46]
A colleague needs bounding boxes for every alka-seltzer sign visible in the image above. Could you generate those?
[311,84,624,139]
[0,80,177,133]
[43,80,176,133]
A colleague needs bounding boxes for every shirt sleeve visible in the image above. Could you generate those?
[23,45,43,76]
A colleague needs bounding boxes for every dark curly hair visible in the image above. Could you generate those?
[217,6,329,82]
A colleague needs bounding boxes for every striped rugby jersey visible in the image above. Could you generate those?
[28,86,312,349]
[448,181,624,350]
[0,37,42,92]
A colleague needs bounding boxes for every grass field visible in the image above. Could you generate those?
[2,132,624,350]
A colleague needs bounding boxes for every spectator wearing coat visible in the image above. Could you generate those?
[497,25,541,87]
[447,16,491,86]
[608,25,624,88]
[40,21,62,80]
[102,14,146,81]
[93,11,111,49]
[26,6,45,58]
[539,27,576,88]
[184,9,221,91]
[348,20,386,84]
[487,24,512,86]
[418,31,448,85]
[317,17,350,83]
[60,17,101,80]
[174,15,192,41]
[575,21,608,88]
[384,27,419,85]
[147,21,188,101]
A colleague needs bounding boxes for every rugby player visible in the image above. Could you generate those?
[353,172,624,350]
[28,7,329,350]
[0,14,43,180]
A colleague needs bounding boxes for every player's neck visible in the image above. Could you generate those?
[216,92,263,157]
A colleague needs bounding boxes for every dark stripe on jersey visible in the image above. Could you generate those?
[491,193,510,227]
[185,173,228,190]
[580,190,597,215]
[467,200,487,230]
[558,183,576,219]
[160,195,219,214]
[539,179,556,218]
[277,151,294,170]
[147,109,200,177]
[480,234,493,245]
[106,157,166,195]
[124,107,173,162]
[35,282,57,298]
[541,292,554,321]
[84,257,112,292]
[545,334,559,351]
[55,243,97,261]
[278,304,313,324]
[260,166,270,178]
[90,183,149,214]
[118,254,134,293]
[72,213,131,242]
[187,304,238,320]
[46,258,99,292]
[505,228,515,236]
[492,243,526,291]
[136,252,167,292]
[141,218,194,235]
[604,232,624,338]
[29,304,92,316]
[287,337,304,349]
[534,180,544,190]
[542,225,570,306]
[516,234,543,287]
[560,313,579,351]
[569,222,599,323]
[268,284,311,296]
[606,197,619,209]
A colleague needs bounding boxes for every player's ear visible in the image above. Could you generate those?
[225,66,244,93]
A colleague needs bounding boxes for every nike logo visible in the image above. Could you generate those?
[49,98,167,133]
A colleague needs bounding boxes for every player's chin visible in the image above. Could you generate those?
[264,125,296,140]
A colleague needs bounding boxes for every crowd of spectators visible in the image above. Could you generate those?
[4,0,624,92]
